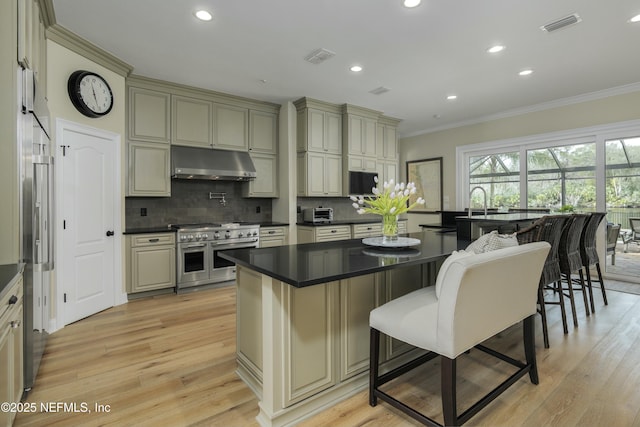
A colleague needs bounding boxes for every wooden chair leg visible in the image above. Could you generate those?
[577,269,591,317]
[564,272,579,328]
[369,328,380,407]
[538,286,550,348]
[441,356,457,427]
[595,262,608,305]
[556,280,569,334]
[583,267,595,314]
[523,315,539,384]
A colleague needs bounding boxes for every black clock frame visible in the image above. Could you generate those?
[67,70,114,118]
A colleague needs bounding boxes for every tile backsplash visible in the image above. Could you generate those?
[296,197,379,223]
[125,180,272,229]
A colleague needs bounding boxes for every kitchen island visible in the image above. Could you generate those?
[220,232,463,427]
[455,213,546,240]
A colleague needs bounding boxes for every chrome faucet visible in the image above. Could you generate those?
[469,186,488,218]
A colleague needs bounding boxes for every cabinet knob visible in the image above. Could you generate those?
[10,320,21,329]
[8,295,18,305]
[148,238,160,243]
[106,230,115,237]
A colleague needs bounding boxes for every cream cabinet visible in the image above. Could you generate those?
[244,153,278,198]
[376,160,399,187]
[297,152,342,197]
[127,142,171,197]
[214,104,248,151]
[376,117,400,161]
[259,226,288,247]
[171,95,213,148]
[295,98,342,154]
[126,233,176,294]
[128,87,171,143]
[297,224,351,243]
[345,113,377,158]
[18,0,47,92]
[352,222,382,238]
[1,273,24,427]
[249,110,278,154]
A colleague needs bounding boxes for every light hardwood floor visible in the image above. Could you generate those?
[14,284,640,427]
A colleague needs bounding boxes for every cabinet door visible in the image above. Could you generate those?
[384,125,398,160]
[306,109,326,152]
[384,265,423,359]
[340,275,378,380]
[11,306,23,404]
[244,154,277,197]
[363,118,377,157]
[377,160,398,186]
[347,115,364,155]
[130,245,176,292]
[307,152,326,196]
[0,326,11,427]
[249,110,277,154]
[325,112,342,154]
[127,142,171,197]
[128,87,171,143]
[324,154,343,196]
[214,104,248,150]
[283,283,337,405]
[172,95,212,147]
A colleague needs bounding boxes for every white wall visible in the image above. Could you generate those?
[400,90,640,231]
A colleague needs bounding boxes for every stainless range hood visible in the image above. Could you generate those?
[171,145,256,181]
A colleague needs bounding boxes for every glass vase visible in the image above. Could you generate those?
[381,214,399,243]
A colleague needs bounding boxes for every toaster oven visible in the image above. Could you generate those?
[303,207,333,223]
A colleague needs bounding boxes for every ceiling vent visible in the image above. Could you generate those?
[304,48,336,64]
[541,13,581,33]
[369,86,391,95]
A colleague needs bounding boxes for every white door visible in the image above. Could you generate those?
[59,122,119,325]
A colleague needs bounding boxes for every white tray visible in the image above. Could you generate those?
[362,236,421,248]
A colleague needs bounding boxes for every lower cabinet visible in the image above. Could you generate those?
[1,274,24,427]
[259,226,288,247]
[297,224,351,243]
[126,233,176,293]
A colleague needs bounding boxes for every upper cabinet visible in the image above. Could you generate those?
[171,95,213,148]
[343,105,379,159]
[18,0,47,93]
[295,98,342,155]
[128,87,171,144]
[249,110,278,154]
[376,116,401,161]
[214,104,248,151]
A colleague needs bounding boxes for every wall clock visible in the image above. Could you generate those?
[67,70,114,118]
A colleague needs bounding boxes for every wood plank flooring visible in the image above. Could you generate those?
[14,284,640,427]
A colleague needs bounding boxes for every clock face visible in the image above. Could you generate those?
[68,70,114,118]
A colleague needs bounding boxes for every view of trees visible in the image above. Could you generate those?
[468,137,640,213]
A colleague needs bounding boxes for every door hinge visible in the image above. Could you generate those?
[63,220,66,229]
[64,293,67,303]
[60,145,70,156]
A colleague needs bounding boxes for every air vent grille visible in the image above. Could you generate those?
[541,14,581,32]
[369,86,391,95]
[304,48,336,64]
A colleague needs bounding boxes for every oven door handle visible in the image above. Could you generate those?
[210,241,258,249]
[184,243,207,249]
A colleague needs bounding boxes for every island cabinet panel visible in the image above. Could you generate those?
[0,274,24,427]
[339,274,380,380]
[171,95,213,148]
[128,87,171,143]
[236,266,264,382]
[283,282,338,406]
[383,264,424,360]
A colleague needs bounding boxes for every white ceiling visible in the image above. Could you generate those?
[51,0,640,137]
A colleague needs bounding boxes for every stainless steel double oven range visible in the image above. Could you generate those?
[172,223,260,292]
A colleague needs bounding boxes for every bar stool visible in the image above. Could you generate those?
[558,214,590,328]
[369,242,550,426]
[579,212,608,311]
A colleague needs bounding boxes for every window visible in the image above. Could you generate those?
[468,152,520,209]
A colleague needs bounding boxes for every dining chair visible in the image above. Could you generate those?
[558,214,590,328]
[606,223,621,265]
[516,215,568,347]
[369,242,550,426]
[578,212,608,312]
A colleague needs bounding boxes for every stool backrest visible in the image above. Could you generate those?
[435,242,550,358]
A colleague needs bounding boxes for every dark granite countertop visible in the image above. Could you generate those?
[455,213,546,223]
[0,263,25,299]
[297,218,408,227]
[123,227,175,235]
[220,231,468,288]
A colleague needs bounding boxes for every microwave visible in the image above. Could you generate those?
[303,208,333,223]
[348,171,378,195]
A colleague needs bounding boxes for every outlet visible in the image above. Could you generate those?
[297,206,302,213]
[256,206,261,213]
[140,208,147,216]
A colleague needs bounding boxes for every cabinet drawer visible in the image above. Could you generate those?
[316,226,351,241]
[1,276,23,325]
[130,233,176,247]
[352,223,381,236]
[260,227,286,238]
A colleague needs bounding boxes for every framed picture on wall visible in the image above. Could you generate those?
[406,157,443,213]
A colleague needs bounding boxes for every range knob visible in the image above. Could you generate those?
[187,234,194,241]
[213,232,220,240]
[194,234,201,241]
[180,235,188,242]
[238,232,244,238]
[201,233,208,241]
[225,231,231,239]
[253,231,258,237]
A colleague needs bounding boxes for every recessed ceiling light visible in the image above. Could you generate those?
[630,14,640,23]
[487,45,505,54]
[194,10,213,21]
[446,95,457,100]
[519,69,533,76]
[350,65,363,72]
[402,0,422,8]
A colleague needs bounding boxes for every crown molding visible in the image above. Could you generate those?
[403,82,640,139]
[38,0,56,28]
[46,24,134,77]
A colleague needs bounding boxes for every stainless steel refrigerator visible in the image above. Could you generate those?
[19,67,53,394]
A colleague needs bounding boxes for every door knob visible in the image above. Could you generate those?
[106,230,115,237]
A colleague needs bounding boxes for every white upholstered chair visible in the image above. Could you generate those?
[369,242,550,426]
